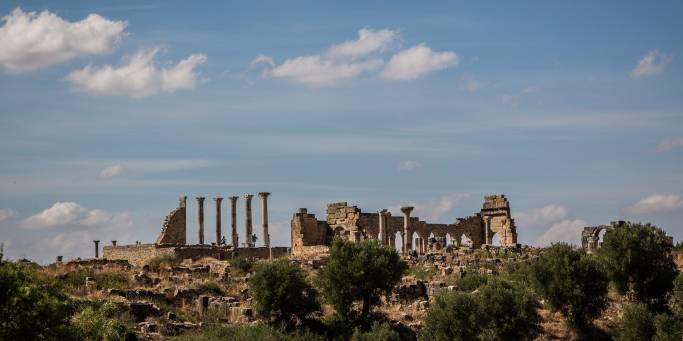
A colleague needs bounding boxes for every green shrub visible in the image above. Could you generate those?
[63,268,94,288]
[72,301,136,341]
[146,253,181,270]
[654,314,683,341]
[351,321,400,341]
[616,303,656,341]
[249,260,320,326]
[455,273,490,292]
[315,238,407,321]
[0,260,77,340]
[532,243,608,332]
[670,273,683,316]
[199,281,224,296]
[177,323,324,341]
[477,279,539,340]
[420,291,484,341]
[231,256,256,274]
[597,222,677,310]
[94,272,130,290]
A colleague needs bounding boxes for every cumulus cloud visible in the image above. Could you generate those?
[327,28,397,58]
[514,204,569,227]
[630,49,672,79]
[398,160,421,171]
[20,202,131,230]
[390,193,471,222]
[657,138,683,152]
[269,56,383,86]
[536,219,586,247]
[0,208,16,221]
[66,48,207,97]
[0,7,126,72]
[380,43,458,81]
[99,164,123,178]
[624,194,683,214]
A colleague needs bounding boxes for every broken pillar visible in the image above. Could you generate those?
[93,240,100,258]
[111,240,117,246]
[197,197,206,245]
[229,196,239,248]
[259,192,270,247]
[214,197,223,245]
[244,194,254,247]
[401,206,414,255]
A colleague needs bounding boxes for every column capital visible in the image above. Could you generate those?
[258,192,270,198]
[228,196,239,201]
[196,197,206,202]
[244,194,254,200]
[213,197,223,202]
[400,206,414,216]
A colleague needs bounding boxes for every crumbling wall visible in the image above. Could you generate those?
[156,196,187,245]
[104,244,176,266]
[291,208,328,251]
[104,244,289,266]
[480,195,517,246]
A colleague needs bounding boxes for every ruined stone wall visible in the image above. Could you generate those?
[104,244,288,266]
[155,197,187,245]
[481,195,517,246]
[104,244,176,267]
[291,208,328,250]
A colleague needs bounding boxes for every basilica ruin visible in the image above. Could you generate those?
[291,194,519,256]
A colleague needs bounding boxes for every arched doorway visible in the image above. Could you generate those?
[491,233,500,246]
[394,231,403,253]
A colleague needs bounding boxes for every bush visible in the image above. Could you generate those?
[249,260,320,326]
[351,321,400,341]
[654,314,683,341]
[71,301,137,341]
[94,272,130,290]
[455,273,490,292]
[617,303,656,341]
[0,260,77,340]
[177,323,324,341]
[597,222,677,309]
[146,253,181,270]
[231,256,256,274]
[420,292,484,341]
[477,279,539,340]
[670,273,683,316]
[532,243,608,332]
[315,238,407,321]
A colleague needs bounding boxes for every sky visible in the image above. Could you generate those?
[0,1,682,264]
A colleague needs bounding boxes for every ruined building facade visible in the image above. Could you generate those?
[291,195,518,255]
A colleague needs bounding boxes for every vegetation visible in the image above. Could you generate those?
[198,281,224,296]
[616,303,656,341]
[146,253,182,270]
[407,264,438,281]
[351,321,400,341]
[231,256,256,274]
[71,301,137,341]
[671,273,683,316]
[177,323,324,341]
[531,243,609,332]
[420,279,538,341]
[455,273,490,292]
[0,258,77,340]
[316,238,407,322]
[249,259,320,327]
[597,222,677,310]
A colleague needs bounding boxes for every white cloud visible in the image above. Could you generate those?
[20,202,131,230]
[398,160,421,171]
[536,219,586,247]
[390,193,471,222]
[0,208,16,221]
[657,138,683,152]
[630,49,672,79]
[327,28,397,58]
[380,43,458,81]
[0,7,126,72]
[99,164,123,178]
[269,55,383,86]
[514,204,569,227]
[250,54,275,68]
[65,48,207,98]
[624,194,683,214]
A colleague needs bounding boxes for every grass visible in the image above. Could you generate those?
[147,253,182,270]
[407,265,438,281]
[231,257,255,275]
[199,281,224,296]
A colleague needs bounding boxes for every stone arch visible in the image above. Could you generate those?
[461,233,473,248]
[394,231,403,253]
[411,231,420,253]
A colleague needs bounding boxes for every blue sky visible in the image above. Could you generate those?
[1,1,682,263]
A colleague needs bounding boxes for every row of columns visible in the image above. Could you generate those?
[376,206,415,255]
[195,192,270,248]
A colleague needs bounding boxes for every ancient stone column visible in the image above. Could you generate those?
[229,196,239,248]
[244,194,254,247]
[401,206,414,255]
[377,209,385,245]
[111,240,117,246]
[93,240,100,258]
[196,197,206,245]
[484,217,491,246]
[259,192,270,247]
[214,197,223,245]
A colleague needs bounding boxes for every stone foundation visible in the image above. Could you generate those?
[104,244,289,266]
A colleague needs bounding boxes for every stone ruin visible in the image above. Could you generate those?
[103,192,288,266]
[291,194,518,256]
[581,220,627,253]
